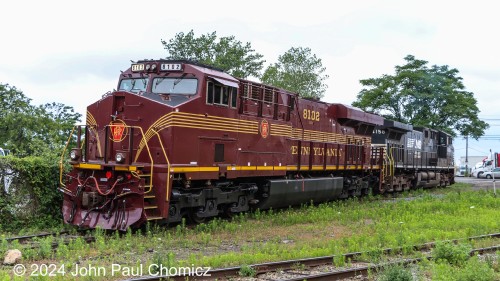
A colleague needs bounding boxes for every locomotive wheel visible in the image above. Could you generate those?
[222,203,238,219]
[188,209,207,224]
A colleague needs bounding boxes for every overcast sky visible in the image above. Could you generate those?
[1,0,499,163]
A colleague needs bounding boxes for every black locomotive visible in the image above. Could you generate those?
[372,119,454,192]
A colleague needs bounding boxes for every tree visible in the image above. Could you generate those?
[161,30,265,79]
[352,55,488,139]
[0,83,81,156]
[261,47,329,100]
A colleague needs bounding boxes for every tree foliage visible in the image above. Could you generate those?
[0,156,64,231]
[161,30,265,79]
[261,47,329,100]
[352,55,488,138]
[0,83,81,157]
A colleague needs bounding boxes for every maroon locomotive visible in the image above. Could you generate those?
[59,60,453,230]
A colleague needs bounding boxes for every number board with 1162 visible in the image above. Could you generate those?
[161,64,182,71]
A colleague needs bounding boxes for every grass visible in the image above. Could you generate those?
[0,183,498,280]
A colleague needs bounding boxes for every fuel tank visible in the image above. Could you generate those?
[257,177,344,209]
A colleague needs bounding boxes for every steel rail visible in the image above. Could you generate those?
[4,231,70,243]
[282,245,500,281]
[123,234,500,281]
[3,231,96,252]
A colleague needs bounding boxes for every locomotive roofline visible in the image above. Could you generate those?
[134,59,226,72]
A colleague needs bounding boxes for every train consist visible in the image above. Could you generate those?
[59,60,454,230]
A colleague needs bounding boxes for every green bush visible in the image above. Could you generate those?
[239,265,256,277]
[457,256,495,281]
[378,264,413,281]
[432,256,495,281]
[432,241,471,266]
[0,155,64,231]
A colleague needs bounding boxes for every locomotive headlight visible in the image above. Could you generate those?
[145,64,151,71]
[115,152,126,163]
[151,64,157,70]
[70,148,81,161]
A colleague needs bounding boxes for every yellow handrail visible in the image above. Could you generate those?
[384,150,389,177]
[59,125,78,190]
[386,147,393,177]
[58,125,161,198]
[389,147,397,177]
[150,128,171,201]
[129,126,155,194]
[382,156,387,179]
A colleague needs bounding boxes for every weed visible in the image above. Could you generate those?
[238,264,256,277]
[253,208,261,220]
[126,227,132,240]
[56,238,69,260]
[149,253,163,275]
[94,228,107,252]
[431,262,457,281]
[175,218,187,237]
[333,254,346,267]
[150,252,175,275]
[68,236,87,253]
[38,236,53,259]
[378,264,413,281]
[432,256,496,281]
[365,247,383,262]
[291,262,306,271]
[200,231,211,246]
[145,222,152,238]
[432,241,471,266]
[0,236,6,257]
[457,256,495,281]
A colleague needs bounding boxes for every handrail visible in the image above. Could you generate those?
[59,125,161,198]
[377,148,387,178]
[385,146,393,177]
[126,126,155,194]
[389,147,397,177]
[150,128,171,201]
[383,148,389,178]
[59,125,78,190]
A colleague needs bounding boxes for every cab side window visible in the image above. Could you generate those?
[206,80,237,108]
[230,88,237,108]
[207,81,214,104]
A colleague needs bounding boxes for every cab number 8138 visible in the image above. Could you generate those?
[303,109,320,121]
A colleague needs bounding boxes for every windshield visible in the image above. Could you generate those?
[152,78,198,95]
[119,78,148,92]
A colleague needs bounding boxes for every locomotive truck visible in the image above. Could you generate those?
[59,59,455,230]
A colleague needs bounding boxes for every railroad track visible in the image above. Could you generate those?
[3,231,95,250]
[124,233,500,281]
[280,245,500,281]
[4,231,70,243]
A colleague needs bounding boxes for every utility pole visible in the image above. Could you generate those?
[493,151,497,196]
[465,136,469,176]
